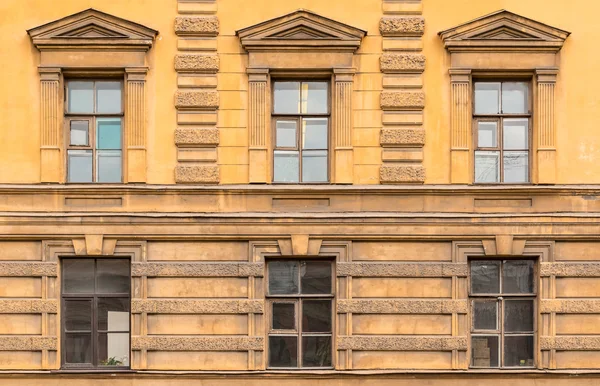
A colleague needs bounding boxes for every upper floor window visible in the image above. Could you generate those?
[266,260,333,368]
[66,80,123,183]
[470,259,535,368]
[273,81,329,183]
[61,258,130,369]
[474,81,531,184]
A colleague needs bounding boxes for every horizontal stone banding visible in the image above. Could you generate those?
[175,127,220,146]
[380,54,425,73]
[0,336,57,351]
[380,128,425,146]
[175,16,219,36]
[540,336,600,350]
[541,262,600,277]
[540,299,600,314]
[337,262,467,277]
[380,165,425,183]
[381,92,425,110]
[132,336,263,351]
[132,262,263,277]
[0,299,57,313]
[380,17,425,36]
[175,90,219,109]
[0,262,57,277]
[338,299,467,314]
[338,336,467,351]
[175,54,219,72]
[131,299,263,314]
[175,165,220,184]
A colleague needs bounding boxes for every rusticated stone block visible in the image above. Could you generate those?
[175,16,219,36]
[0,262,57,277]
[381,128,425,147]
[175,165,219,184]
[175,127,219,146]
[175,91,219,109]
[0,336,57,350]
[381,91,425,110]
[540,299,600,314]
[338,299,468,314]
[540,262,600,277]
[380,17,424,36]
[540,336,600,350]
[131,299,263,314]
[132,336,263,351]
[338,336,467,351]
[131,262,263,277]
[380,165,425,183]
[337,262,467,277]
[175,54,219,72]
[0,299,57,313]
[380,54,425,73]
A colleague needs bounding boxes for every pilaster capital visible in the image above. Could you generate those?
[38,67,61,81]
[333,68,356,83]
[536,68,559,83]
[126,67,149,82]
[247,68,269,82]
[449,68,471,83]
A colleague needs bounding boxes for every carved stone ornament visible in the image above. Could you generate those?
[236,9,366,52]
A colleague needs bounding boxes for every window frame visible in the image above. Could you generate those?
[64,78,125,184]
[271,79,332,184]
[472,79,533,184]
[265,259,335,370]
[468,259,537,369]
[60,257,131,370]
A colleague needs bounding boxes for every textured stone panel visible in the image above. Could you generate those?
[337,263,467,277]
[380,128,425,146]
[380,54,425,73]
[380,92,425,110]
[0,299,57,313]
[338,299,468,314]
[175,91,219,109]
[541,262,600,277]
[380,165,425,183]
[380,17,425,36]
[338,336,467,351]
[175,128,219,146]
[0,336,57,350]
[0,262,56,277]
[175,16,219,36]
[175,165,219,184]
[132,336,263,351]
[131,299,263,314]
[541,300,600,314]
[132,262,263,277]
[541,336,600,350]
[175,54,219,72]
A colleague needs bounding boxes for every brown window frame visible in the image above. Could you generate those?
[60,258,131,370]
[266,259,335,369]
[271,80,331,184]
[64,78,125,183]
[469,259,537,369]
[472,80,532,184]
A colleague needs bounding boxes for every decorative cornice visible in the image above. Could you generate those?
[0,262,57,277]
[380,128,425,147]
[175,90,219,109]
[175,127,220,146]
[337,262,467,277]
[175,165,220,184]
[131,299,263,314]
[380,92,425,110]
[132,262,263,277]
[380,17,425,37]
[175,16,219,36]
[132,336,263,351]
[338,336,467,351]
[380,53,426,73]
[338,299,468,314]
[380,165,426,184]
[175,54,219,73]
[0,300,57,313]
[0,336,57,351]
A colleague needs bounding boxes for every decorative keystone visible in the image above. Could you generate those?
[175,54,219,72]
[380,165,425,183]
[175,128,219,146]
[380,53,425,73]
[175,165,219,184]
[380,91,425,110]
[380,17,424,36]
[175,16,219,36]
[175,91,219,109]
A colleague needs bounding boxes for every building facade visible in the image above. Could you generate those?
[1,0,600,385]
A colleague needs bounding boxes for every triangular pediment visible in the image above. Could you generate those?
[439,10,570,52]
[237,10,366,51]
[28,8,158,50]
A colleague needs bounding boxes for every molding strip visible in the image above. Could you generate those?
[337,262,467,277]
[0,299,57,313]
[338,299,468,314]
[131,299,264,314]
[131,336,263,351]
[131,262,263,277]
[0,262,57,277]
[338,336,467,351]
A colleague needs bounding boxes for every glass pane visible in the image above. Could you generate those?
[475,151,500,183]
[473,300,497,330]
[68,150,92,183]
[68,81,94,113]
[302,150,328,183]
[276,121,297,148]
[274,150,299,183]
[97,150,122,183]
[268,261,299,295]
[97,259,129,293]
[97,118,122,150]
[65,333,92,364]
[302,336,331,367]
[504,300,534,332]
[302,300,332,332]
[300,261,332,294]
[96,81,122,114]
[503,119,529,149]
[64,300,92,331]
[503,260,534,294]
[477,121,497,148]
[99,332,129,366]
[269,336,298,367]
[70,121,89,146]
[502,82,528,114]
[63,259,94,294]
[471,336,499,367]
[504,151,529,183]
[302,118,328,149]
[274,82,300,114]
[98,298,130,331]
[272,303,295,330]
[471,261,500,294]
[474,83,500,115]
[504,335,534,367]
[302,82,328,114]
